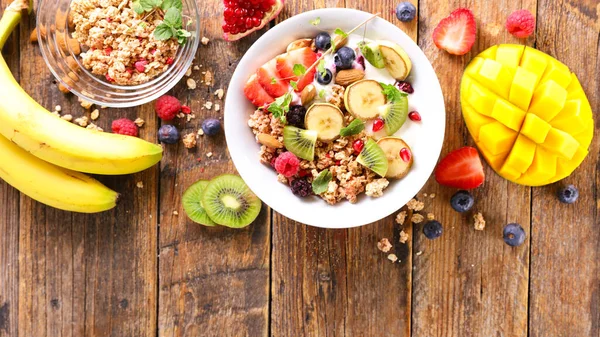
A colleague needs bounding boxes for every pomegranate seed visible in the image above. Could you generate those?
[105,74,114,82]
[400,148,411,162]
[326,153,332,158]
[126,68,133,74]
[396,81,414,94]
[181,105,191,114]
[335,160,341,165]
[166,57,174,65]
[134,60,147,72]
[106,17,112,22]
[408,111,421,121]
[353,139,364,154]
[150,49,156,55]
[245,18,253,28]
[252,17,261,27]
[298,170,310,177]
[372,119,385,132]
[104,47,112,55]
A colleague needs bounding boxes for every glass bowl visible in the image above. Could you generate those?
[36,0,200,108]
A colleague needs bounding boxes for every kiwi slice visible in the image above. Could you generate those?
[357,138,389,177]
[283,125,317,161]
[380,95,408,136]
[182,180,217,226]
[358,41,386,69]
[202,174,262,228]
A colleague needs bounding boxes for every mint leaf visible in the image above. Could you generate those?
[161,0,182,11]
[380,82,407,102]
[164,7,182,27]
[339,119,365,137]
[154,23,175,40]
[268,91,293,122]
[132,0,144,14]
[334,28,348,38]
[290,81,298,90]
[317,59,326,77]
[310,17,320,26]
[319,89,326,98]
[293,64,306,76]
[176,29,190,44]
[312,169,332,194]
[270,77,277,84]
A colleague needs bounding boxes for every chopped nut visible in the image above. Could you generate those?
[186,78,197,89]
[427,213,435,220]
[423,193,428,197]
[55,105,62,112]
[473,212,486,230]
[206,152,213,158]
[214,88,224,99]
[411,213,424,224]
[61,114,73,122]
[201,36,210,45]
[86,123,103,132]
[185,67,192,77]
[136,181,144,189]
[429,193,436,199]
[193,65,200,71]
[277,173,288,184]
[204,70,213,86]
[407,198,425,211]
[416,251,423,256]
[204,101,213,110]
[134,117,145,127]
[395,211,407,225]
[377,238,392,253]
[186,113,196,122]
[173,210,178,215]
[399,230,409,244]
[182,133,197,148]
[176,113,185,119]
[387,254,398,263]
[90,109,99,120]
[78,97,93,109]
[74,116,89,127]
[214,103,221,112]
[51,111,60,117]
[197,129,204,136]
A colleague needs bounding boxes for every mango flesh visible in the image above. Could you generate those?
[460,44,595,186]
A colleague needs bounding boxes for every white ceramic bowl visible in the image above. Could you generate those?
[225,8,445,228]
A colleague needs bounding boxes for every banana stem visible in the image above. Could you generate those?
[0,0,31,50]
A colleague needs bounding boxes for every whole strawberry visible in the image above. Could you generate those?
[111,118,138,137]
[155,95,182,121]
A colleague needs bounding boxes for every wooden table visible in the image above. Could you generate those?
[0,0,598,336]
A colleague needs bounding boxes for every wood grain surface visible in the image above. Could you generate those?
[0,0,598,336]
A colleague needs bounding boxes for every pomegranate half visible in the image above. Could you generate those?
[222,0,285,41]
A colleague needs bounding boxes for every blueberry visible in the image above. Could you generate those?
[557,185,579,204]
[333,46,355,70]
[395,2,416,22]
[158,124,180,144]
[314,32,331,50]
[423,220,443,240]
[315,68,333,85]
[450,190,474,213]
[201,118,221,136]
[503,223,526,247]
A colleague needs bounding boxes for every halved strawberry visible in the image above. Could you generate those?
[257,57,289,97]
[244,74,275,107]
[432,8,477,56]
[276,47,317,92]
[434,146,485,189]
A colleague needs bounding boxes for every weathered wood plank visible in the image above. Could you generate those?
[529,0,600,335]
[0,1,21,336]
[412,1,535,336]
[271,1,415,336]
[15,10,159,337]
[157,1,271,336]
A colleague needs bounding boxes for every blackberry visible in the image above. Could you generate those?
[290,177,313,197]
[286,105,307,129]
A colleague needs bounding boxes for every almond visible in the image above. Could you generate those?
[332,34,348,50]
[335,69,365,86]
[257,133,283,149]
[286,38,313,52]
[29,28,38,43]
[300,84,316,104]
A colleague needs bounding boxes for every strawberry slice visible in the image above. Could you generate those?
[434,146,485,189]
[256,57,289,98]
[276,47,317,92]
[432,8,477,55]
[244,74,275,107]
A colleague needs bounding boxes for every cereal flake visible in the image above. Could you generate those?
[473,212,486,231]
[377,238,392,253]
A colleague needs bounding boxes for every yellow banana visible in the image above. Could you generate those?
[0,133,118,213]
[0,0,162,175]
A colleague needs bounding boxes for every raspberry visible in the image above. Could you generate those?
[155,95,182,121]
[111,118,138,137]
[181,105,192,114]
[290,177,313,197]
[274,152,300,177]
[506,10,535,38]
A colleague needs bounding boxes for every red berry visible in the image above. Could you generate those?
[154,95,182,121]
[372,119,384,132]
[298,169,310,177]
[106,17,112,22]
[353,139,364,154]
[400,147,411,162]
[274,152,300,177]
[506,9,535,38]
[135,60,147,72]
[105,74,114,82]
[104,47,112,55]
[166,57,174,65]
[111,118,138,137]
[408,111,421,121]
[126,68,133,74]
[435,146,485,189]
[335,160,341,166]
[432,8,477,55]
[181,105,191,114]
[396,81,414,93]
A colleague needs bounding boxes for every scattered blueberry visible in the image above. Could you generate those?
[450,190,474,213]
[334,46,356,70]
[423,220,443,240]
[315,68,333,85]
[557,185,579,204]
[395,2,416,22]
[158,124,179,144]
[503,223,526,247]
[201,118,221,136]
[290,177,313,197]
[314,32,332,50]
[286,105,307,129]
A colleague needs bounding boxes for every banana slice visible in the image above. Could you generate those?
[378,40,412,80]
[304,103,345,142]
[377,137,413,179]
[344,79,386,120]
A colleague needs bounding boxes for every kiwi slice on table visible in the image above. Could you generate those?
[380,95,408,136]
[182,180,217,226]
[202,174,262,228]
[357,138,389,177]
[283,125,317,161]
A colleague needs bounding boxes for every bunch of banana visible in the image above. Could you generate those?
[0,0,162,213]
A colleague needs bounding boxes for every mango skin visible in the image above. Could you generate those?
[460,44,595,186]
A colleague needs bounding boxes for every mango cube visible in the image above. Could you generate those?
[528,80,567,121]
[473,59,515,99]
[465,57,485,78]
[479,45,498,60]
[566,73,586,100]
[554,147,588,181]
[541,59,572,88]
[520,113,551,144]
[495,44,525,68]
[550,100,587,135]
[520,47,548,83]
[524,147,556,182]
[466,82,496,116]
[477,145,508,170]
[509,67,538,111]
[462,105,495,140]
[499,162,522,181]
[491,99,526,131]
[540,128,580,159]
[503,135,536,173]
[478,122,518,155]
[573,124,594,149]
